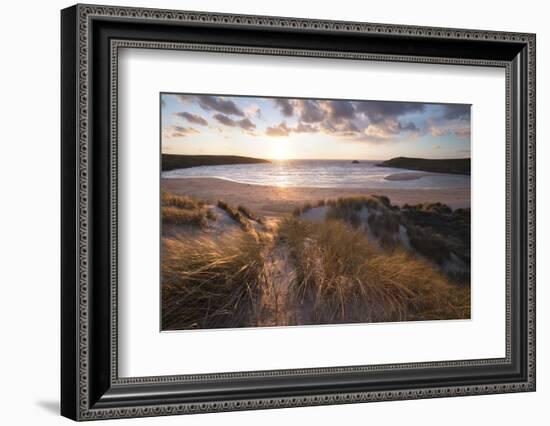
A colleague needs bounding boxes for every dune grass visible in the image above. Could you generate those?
[278,217,469,324]
[292,199,328,217]
[161,194,471,330]
[293,195,393,218]
[326,194,392,210]
[217,200,251,230]
[294,195,471,283]
[161,206,209,227]
[161,191,216,228]
[162,231,266,330]
[162,191,204,209]
[324,196,403,248]
[237,205,264,224]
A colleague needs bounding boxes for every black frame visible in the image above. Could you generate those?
[61,4,536,421]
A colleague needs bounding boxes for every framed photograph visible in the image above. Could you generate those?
[61,4,536,421]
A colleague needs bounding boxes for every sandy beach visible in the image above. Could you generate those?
[162,177,470,218]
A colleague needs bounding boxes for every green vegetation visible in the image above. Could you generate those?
[377,157,471,175]
[162,154,270,171]
[403,203,470,283]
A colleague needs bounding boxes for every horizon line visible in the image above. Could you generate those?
[161,153,471,161]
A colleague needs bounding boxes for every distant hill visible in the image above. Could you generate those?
[377,157,471,175]
[162,154,270,171]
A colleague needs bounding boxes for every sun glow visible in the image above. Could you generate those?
[269,143,291,160]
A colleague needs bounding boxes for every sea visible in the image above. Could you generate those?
[161,159,470,190]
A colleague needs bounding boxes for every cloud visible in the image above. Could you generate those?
[441,104,471,121]
[294,122,318,133]
[163,125,199,139]
[213,113,257,130]
[454,128,471,139]
[429,124,470,139]
[213,113,235,126]
[265,117,359,138]
[273,98,295,117]
[323,100,356,123]
[423,103,471,141]
[179,94,245,116]
[363,124,394,140]
[288,99,423,140]
[430,125,447,137]
[428,104,471,136]
[244,103,262,118]
[339,120,360,133]
[266,121,318,137]
[171,95,470,148]
[361,118,419,140]
[400,121,418,132]
[266,122,291,137]
[295,99,325,123]
[352,116,421,144]
[238,118,257,131]
[173,111,208,126]
[428,108,471,139]
[354,101,425,124]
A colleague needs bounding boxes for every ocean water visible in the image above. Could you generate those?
[161,159,470,190]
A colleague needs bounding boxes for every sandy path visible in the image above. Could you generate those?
[258,243,297,327]
[162,177,470,218]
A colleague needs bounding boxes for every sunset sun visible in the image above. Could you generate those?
[269,142,291,160]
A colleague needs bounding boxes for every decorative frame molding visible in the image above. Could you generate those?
[61,4,535,421]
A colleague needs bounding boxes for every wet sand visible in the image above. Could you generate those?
[162,177,470,218]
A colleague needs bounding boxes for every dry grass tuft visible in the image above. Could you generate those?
[292,199,328,216]
[162,191,204,210]
[217,200,251,230]
[326,195,391,211]
[162,231,266,330]
[278,217,469,324]
[162,206,209,227]
[161,191,215,228]
[238,205,264,224]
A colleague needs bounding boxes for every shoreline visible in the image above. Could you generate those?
[162,177,470,218]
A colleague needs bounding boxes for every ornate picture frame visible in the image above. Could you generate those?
[61,4,535,421]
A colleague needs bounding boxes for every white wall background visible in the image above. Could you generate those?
[0,0,547,424]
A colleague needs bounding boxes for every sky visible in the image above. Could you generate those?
[161,93,471,160]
